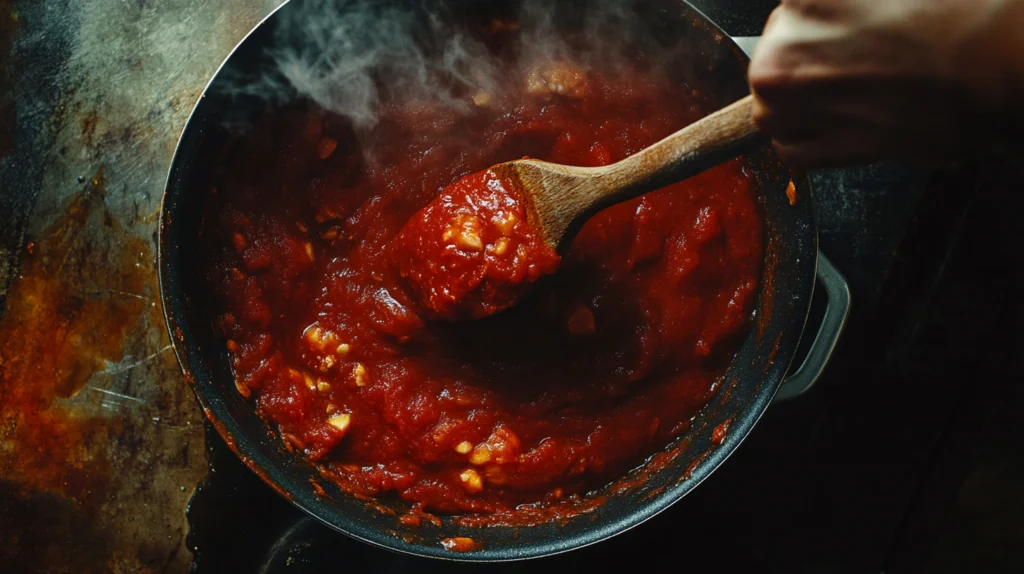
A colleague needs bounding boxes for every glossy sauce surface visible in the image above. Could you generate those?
[392,169,560,320]
[204,66,764,514]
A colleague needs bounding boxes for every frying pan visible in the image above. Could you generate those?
[159,0,849,561]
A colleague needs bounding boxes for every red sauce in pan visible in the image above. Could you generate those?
[204,66,763,514]
[391,169,560,320]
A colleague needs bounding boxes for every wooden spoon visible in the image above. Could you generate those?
[391,94,763,321]
[495,94,763,252]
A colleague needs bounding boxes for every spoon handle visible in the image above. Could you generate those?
[595,94,763,201]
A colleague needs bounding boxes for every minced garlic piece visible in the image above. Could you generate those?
[459,468,484,493]
[352,363,369,387]
[327,413,351,432]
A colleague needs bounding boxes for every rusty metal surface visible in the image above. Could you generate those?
[0,1,282,572]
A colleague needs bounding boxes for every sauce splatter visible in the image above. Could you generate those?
[0,167,204,572]
[0,169,149,501]
[441,536,478,553]
[712,418,732,445]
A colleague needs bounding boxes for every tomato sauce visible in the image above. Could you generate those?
[203,64,764,514]
[391,169,560,320]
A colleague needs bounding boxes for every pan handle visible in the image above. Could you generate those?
[773,252,851,402]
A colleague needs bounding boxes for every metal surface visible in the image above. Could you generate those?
[774,252,851,402]
[160,0,818,561]
[0,1,284,572]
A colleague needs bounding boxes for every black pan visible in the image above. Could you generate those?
[159,0,848,561]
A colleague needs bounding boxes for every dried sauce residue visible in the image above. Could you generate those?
[764,332,784,375]
[683,449,713,481]
[0,168,150,501]
[609,438,696,506]
[0,167,204,572]
[720,377,739,403]
[399,506,442,528]
[711,418,732,445]
[309,478,328,499]
[441,536,478,553]
[455,494,605,528]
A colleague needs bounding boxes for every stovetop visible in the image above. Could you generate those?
[2,1,1022,572]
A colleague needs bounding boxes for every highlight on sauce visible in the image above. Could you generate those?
[202,54,764,515]
[391,168,560,320]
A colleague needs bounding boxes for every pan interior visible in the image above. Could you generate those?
[159,0,816,560]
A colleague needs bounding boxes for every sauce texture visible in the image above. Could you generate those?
[204,65,764,514]
[392,169,559,320]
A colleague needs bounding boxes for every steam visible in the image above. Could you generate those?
[224,0,501,130]
[220,0,699,130]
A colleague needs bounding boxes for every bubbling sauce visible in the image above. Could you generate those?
[204,62,763,514]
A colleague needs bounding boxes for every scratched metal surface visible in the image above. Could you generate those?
[0,1,282,572]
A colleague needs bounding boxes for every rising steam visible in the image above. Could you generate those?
[265,0,502,129]
[219,0,703,130]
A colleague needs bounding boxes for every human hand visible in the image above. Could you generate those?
[748,0,1024,167]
